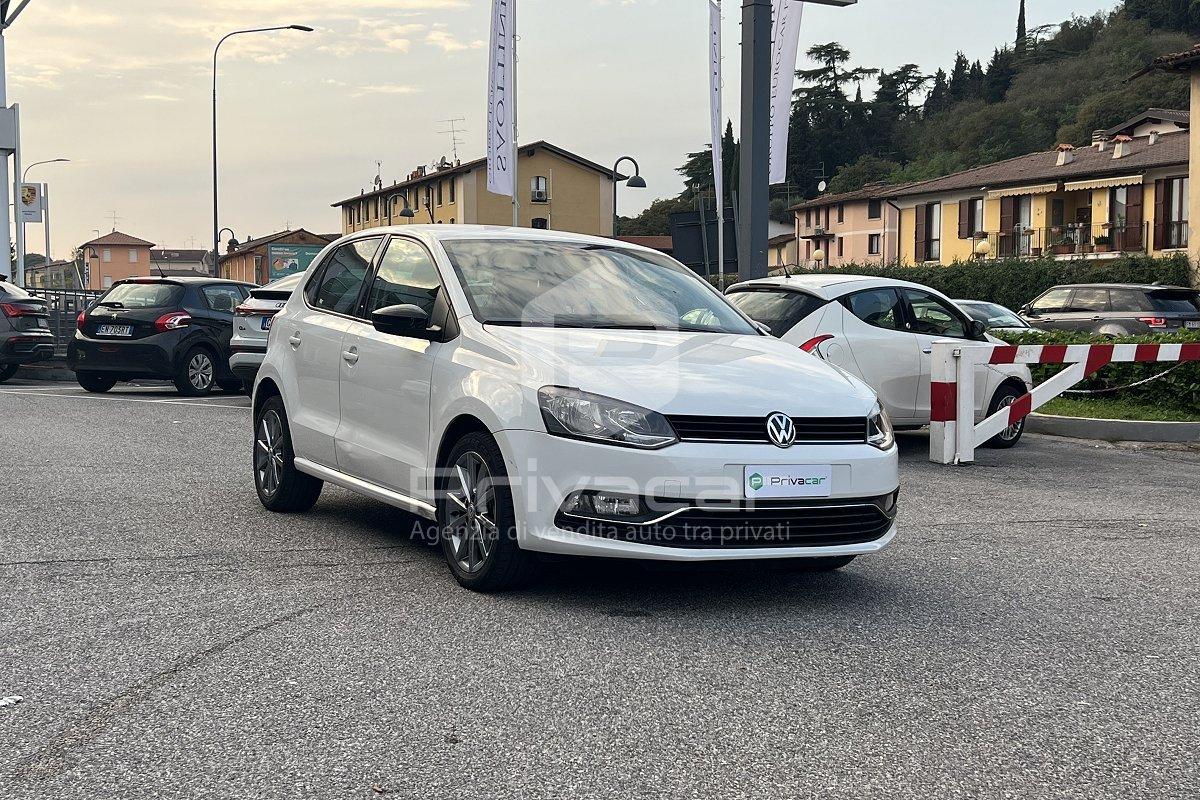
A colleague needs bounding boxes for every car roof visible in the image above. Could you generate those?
[115,276,251,286]
[726,273,940,300]
[1046,283,1195,292]
[335,224,665,256]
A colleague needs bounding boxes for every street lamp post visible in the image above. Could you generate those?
[216,226,238,279]
[22,157,68,273]
[611,156,647,238]
[212,24,312,274]
[386,192,417,226]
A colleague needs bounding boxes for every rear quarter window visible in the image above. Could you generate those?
[726,289,827,337]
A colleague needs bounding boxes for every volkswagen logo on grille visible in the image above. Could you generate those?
[766,412,795,448]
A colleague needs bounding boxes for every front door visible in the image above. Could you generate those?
[838,288,922,423]
[900,288,988,417]
[336,236,445,499]
[286,237,381,467]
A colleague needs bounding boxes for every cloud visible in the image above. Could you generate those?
[425,28,484,53]
[350,84,422,98]
[139,94,181,102]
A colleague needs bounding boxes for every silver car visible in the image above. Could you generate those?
[229,272,303,387]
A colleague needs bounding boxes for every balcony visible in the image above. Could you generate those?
[976,223,1150,260]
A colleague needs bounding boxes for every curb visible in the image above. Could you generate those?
[15,362,75,382]
[1027,411,1200,444]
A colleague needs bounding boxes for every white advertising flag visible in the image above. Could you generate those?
[769,0,804,185]
[709,0,724,278]
[487,0,516,197]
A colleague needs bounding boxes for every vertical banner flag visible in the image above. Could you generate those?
[708,0,724,277]
[487,0,516,197]
[769,0,804,185]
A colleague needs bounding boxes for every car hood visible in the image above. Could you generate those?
[482,325,879,417]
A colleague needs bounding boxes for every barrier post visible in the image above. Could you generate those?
[929,339,959,464]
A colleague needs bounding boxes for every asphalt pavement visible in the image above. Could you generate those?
[2,379,1198,799]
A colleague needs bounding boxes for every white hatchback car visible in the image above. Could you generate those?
[253,227,900,591]
[726,275,1032,447]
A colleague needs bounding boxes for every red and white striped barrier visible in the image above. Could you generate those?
[929,340,1200,464]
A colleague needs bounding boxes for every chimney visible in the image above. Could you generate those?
[1055,143,1076,166]
[1092,129,1108,151]
[1149,130,1160,145]
[1112,134,1132,159]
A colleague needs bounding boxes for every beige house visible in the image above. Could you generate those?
[791,184,902,268]
[333,141,619,237]
[80,231,155,290]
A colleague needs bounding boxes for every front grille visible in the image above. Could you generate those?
[667,415,868,444]
[555,494,895,549]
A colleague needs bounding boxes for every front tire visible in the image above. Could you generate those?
[175,347,216,396]
[0,364,18,384]
[76,371,117,393]
[983,384,1027,449]
[254,395,323,512]
[438,431,537,592]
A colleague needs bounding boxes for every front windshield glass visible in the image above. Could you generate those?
[441,239,756,334]
[960,301,1024,328]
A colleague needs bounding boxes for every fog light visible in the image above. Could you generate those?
[881,490,898,514]
[562,490,645,518]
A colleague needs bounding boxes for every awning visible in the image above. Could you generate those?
[1063,175,1143,192]
[986,182,1060,200]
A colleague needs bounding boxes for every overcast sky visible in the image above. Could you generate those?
[6,0,1119,258]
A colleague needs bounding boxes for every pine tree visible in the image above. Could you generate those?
[947,52,970,103]
[924,69,950,116]
[1016,0,1027,54]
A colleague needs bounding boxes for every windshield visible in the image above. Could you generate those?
[727,289,827,336]
[441,239,756,334]
[959,301,1025,328]
[99,283,183,309]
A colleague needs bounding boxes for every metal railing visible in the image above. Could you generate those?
[24,287,103,356]
[978,222,1149,259]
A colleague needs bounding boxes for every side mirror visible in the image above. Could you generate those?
[967,319,988,340]
[371,303,438,339]
[1019,304,1034,315]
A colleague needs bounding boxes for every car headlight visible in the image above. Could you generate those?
[538,386,678,449]
[867,401,895,450]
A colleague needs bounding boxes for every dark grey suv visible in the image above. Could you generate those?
[0,280,55,383]
[1019,283,1200,335]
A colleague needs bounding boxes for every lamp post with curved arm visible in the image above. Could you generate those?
[611,156,646,238]
[386,192,417,225]
[212,25,313,271]
[21,158,69,276]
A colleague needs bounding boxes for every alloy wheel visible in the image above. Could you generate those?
[255,410,285,497]
[997,394,1024,442]
[445,451,498,574]
[188,353,214,390]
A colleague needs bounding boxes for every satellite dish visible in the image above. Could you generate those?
[818,180,828,193]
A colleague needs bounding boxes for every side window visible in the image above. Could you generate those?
[1030,288,1071,313]
[202,284,243,313]
[364,237,442,317]
[306,238,382,315]
[1109,289,1152,312]
[844,289,904,332]
[1067,288,1110,313]
[902,289,967,338]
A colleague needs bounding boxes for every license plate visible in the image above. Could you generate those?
[744,465,833,499]
[96,324,132,337]
[261,316,274,331]
[1186,320,1200,330]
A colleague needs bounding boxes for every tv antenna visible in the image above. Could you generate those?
[105,211,123,231]
[438,117,467,162]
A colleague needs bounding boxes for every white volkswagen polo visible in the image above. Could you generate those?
[253,226,899,591]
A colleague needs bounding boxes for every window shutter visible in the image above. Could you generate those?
[1153,179,1166,251]
[999,197,1016,257]
[1125,184,1144,250]
[914,204,928,263]
[957,201,971,239]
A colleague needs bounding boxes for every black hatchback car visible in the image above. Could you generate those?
[68,277,255,395]
[1020,283,1200,335]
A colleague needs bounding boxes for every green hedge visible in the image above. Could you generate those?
[994,329,1200,414]
[764,254,1193,311]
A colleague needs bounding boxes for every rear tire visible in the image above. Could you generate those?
[438,431,538,592]
[0,364,17,384]
[254,395,323,512]
[76,371,117,393]
[983,384,1027,449]
[174,347,216,396]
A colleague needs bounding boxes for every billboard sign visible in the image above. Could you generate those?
[267,244,322,281]
[20,182,45,223]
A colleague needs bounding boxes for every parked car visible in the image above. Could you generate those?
[68,277,255,395]
[1019,283,1200,335]
[726,275,1032,447]
[0,280,55,383]
[954,300,1041,334]
[253,227,900,591]
[229,272,305,388]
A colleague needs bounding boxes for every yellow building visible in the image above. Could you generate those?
[333,141,619,237]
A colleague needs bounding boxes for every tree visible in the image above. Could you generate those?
[827,155,903,193]
[947,52,970,103]
[1016,0,1028,53]
[924,69,950,116]
[796,41,853,96]
[983,47,1017,103]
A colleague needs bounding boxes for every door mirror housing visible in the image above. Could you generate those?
[371,303,438,339]
[967,319,988,340]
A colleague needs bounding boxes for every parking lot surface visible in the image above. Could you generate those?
[2,380,1198,799]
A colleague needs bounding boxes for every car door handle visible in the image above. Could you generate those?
[922,347,933,354]
[1091,316,1102,321]
[288,332,302,348]
[342,346,359,365]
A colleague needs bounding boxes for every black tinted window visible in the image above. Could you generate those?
[845,289,903,331]
[202,284,243,312]
[727,289,826,336]
[99,283,183,309]
[1148,290,1200,314]
[307,239,381,315]
[1068,288,1109,312]
[1108,289,1152,312]
[365,238,442,316]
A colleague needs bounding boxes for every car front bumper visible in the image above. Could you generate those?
[499,430,899,561]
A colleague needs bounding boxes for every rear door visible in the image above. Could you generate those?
[1058,287,1111,333]
[838,288,922,422]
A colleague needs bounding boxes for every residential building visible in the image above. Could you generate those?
[333,141,619,237]
[218,229,335,285]
[792,184,902,268]
[80,231,155,290]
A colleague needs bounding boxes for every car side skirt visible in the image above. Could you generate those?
[293,457,437,520]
